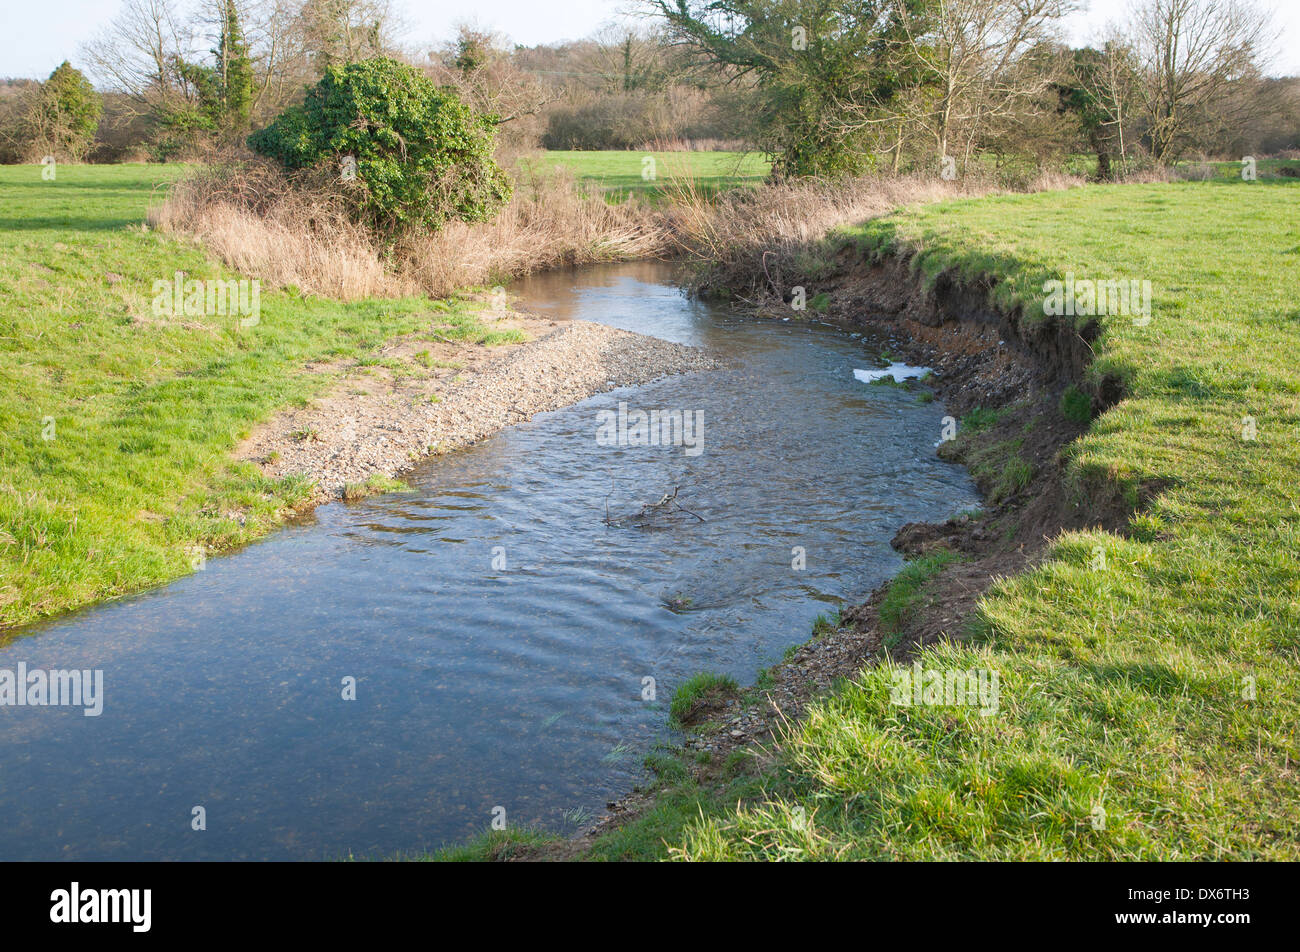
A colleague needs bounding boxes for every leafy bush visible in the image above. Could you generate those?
[26,62,102,160]
[249,57,511,239]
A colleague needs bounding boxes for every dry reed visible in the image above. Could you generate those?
[149,160,672,300]
[150,156,1090,305]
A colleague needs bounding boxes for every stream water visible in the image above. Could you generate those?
[0,261,977,860]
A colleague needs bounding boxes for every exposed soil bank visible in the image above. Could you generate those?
[516,248,1142,861]
[237,311,719,502]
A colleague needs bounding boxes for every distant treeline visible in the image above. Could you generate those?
[1,0,1298,174]
[0,1,747,164]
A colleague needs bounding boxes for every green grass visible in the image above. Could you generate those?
[958,406,1006,432]
[672,179,1300,860]
[668,671,739,727]
[411,828,562,862]
[0,163,505,630]
[811,608,841,637]
[877,550,964,648]
[341,474,411,501]
[584,748,771,861]
[1175,157,1300,181]
[522,150,770,201]
[1060,384,1093,424]
[409,745,769,862]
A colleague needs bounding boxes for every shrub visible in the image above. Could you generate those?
[25,62,102,161]
[248,57,511,239]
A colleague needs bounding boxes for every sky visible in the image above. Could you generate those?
[2,0,1297,82]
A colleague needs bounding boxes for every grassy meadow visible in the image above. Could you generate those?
[0,163,510,630]
[522,149,771,200]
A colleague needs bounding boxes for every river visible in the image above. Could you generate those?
[0,261,977,860]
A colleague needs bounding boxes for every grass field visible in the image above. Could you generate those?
[522,150,771,199]
[0,163,504,630]
[634,180,1300,860]
[1177,156,1300,181]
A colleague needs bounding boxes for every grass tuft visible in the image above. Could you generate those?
[877,550,963,647]
[1060,384,1093,424]
[669,672,739,728]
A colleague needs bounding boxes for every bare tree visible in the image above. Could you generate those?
[295,0,401,71]
[425,25,556,129]
[1085,31,1142,167]
[81,0,197,116]
[588,25,672,94]
[82,0,311,125]
[1125,0,1276,163]
[244,0,315,120]
[890,0,1079,169]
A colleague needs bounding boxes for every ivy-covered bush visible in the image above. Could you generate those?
[29,62,102,161]
[248,57,511,238]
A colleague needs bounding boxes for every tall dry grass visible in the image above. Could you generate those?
[149,160,672,300]
[661,175,983,298]
[150,156,1095,306]
[148,162,394,298]
[394,164,670,296]
[659,167,1089,300]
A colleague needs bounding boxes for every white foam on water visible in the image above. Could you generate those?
[853,362,931,384]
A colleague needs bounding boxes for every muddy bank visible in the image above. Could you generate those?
[237,312,719,501]
[517,248,1139,860]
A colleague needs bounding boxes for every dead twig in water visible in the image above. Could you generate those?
[605,485,706,528]
[656,486,706,524]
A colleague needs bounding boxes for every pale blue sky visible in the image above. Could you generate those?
[2,0,1297,81]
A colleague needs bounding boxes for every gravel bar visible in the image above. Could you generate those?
[237,316,720,502]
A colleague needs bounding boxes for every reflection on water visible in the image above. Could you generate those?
[0,262,978,860]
